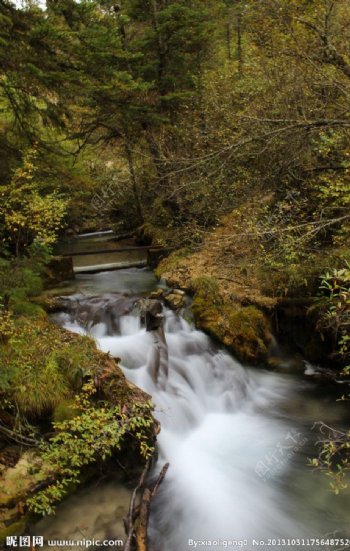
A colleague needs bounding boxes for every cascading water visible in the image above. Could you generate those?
[47,268,350,551]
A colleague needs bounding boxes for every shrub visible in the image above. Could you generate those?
[27,381,155,515]
[0,147,67,256]
[310,265,350,493]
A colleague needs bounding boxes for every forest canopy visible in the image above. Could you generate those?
[0,0,349,268]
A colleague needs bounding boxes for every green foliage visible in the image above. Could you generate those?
[319,265,350,364]
[0,317,102,417]
[310,424,350,495]
[53,399,80,424]
[27,380,155,516]
[0,307,15,345]
[0,236,55,317]
[0,0,350,262]
[310,266,350,493]
[0,147,67,256]
[127,0,215,104]
[0,256,44,316]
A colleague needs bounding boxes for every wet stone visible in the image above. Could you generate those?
[164,292,185,310]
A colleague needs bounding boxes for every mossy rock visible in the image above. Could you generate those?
[192,276,221,299]
[164,292,185,310]
[0,455,96,544]
[0,451,48,541]
[192,291,272,364]
[226,306,271,362]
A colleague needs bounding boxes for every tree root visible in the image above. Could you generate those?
[0,423,38,447]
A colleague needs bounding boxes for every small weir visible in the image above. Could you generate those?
[56,232,164,274]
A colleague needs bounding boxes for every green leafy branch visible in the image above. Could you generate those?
[310,266,350,493]
[310,422,350,495]
[27,382,155,515]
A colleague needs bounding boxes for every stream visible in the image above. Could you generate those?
[35,246,350,551]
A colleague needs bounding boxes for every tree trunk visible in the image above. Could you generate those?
[143,126,167,185]
[236,5,243,75]
[226,22,232,60]
[149,0,166,96]
[124,142,144,224]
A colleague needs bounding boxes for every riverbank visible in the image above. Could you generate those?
[0,312,157,543]
[154,214,339,369]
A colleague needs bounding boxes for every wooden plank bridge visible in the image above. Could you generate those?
[62,245,162,258]
[63,245,166,274]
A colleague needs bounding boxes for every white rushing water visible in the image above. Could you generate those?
[53,283,350,551]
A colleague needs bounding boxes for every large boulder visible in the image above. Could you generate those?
[192,283,272,364]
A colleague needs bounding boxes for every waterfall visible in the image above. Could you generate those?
[55,296,308,550]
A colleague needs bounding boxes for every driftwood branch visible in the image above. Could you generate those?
[135,488,152,551]
[124,459,152,551]
[151,462,169,499]
[123,461,170,551]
